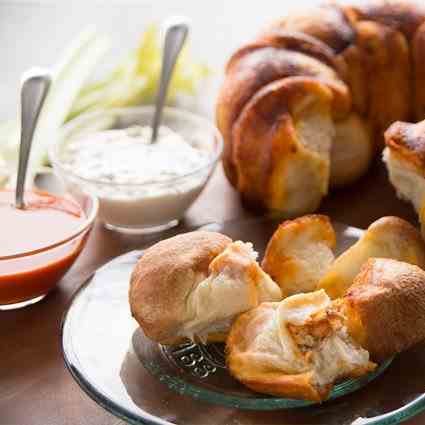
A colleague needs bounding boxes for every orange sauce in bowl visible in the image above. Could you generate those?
[0,190,88,305]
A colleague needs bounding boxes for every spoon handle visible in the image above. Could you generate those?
[151,17,189,143]
[15,68,51,209]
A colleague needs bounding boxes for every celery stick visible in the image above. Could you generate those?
[23,28,110,187]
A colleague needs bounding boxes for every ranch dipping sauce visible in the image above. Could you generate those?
[60,125,213,231]
[63,126,210,184]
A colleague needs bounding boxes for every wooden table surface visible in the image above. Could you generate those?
[2,161,425,425]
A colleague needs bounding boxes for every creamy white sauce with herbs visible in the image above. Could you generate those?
[62,125,210,184]
[60,125,213,229]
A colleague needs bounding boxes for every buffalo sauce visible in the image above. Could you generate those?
[0,190,87,305]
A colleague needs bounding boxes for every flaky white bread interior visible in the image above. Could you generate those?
[343,258,425,361]
[318,216,425,299]
[384,119,425,238]
[129,231,282,345]
[262,215,336,296]
[226,290,375,402]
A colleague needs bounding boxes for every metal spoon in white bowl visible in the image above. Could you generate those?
[15,68,51,209]
[150,16,189,143]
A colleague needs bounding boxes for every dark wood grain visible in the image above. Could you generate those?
[1,164,424,425]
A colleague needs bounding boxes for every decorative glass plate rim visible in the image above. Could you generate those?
[61,246,425,425]
[61,253,158,425]
[138,336,393,410]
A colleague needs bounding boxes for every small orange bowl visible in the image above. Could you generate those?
[0,177,98,310]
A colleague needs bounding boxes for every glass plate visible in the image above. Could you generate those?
[61,217,425,425]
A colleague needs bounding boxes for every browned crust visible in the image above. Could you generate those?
[345,258,425,361]
[226,303,327,401]
[269,3,356,53]
[129,231,232,344]
[231,77,333,210]
[234,371,325,402]
[412,22,425,120]
[347,0,425,40]
[262,214,336,292]
[254,30,345,75]
[385,119,425,172]
[367,216,425,254]
[352,20,411,143]
[339,42,369,116]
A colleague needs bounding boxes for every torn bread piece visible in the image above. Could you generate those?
[226,290,375,402]
[262,215,336,296]
[129,231,282,345]
[384,119,425,238]
[318,216,425,299]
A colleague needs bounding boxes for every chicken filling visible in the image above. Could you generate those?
[283,291,375,391]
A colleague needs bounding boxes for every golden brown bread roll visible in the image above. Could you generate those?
[129,231,282,345]
[384,119,425,238]
[318,216,425,299]
[216,0,425,216]
[344,258,425,361]
[226,290,375,402]
[262,215,336,296]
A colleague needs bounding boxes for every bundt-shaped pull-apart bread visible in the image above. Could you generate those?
[216,0,425,215]
[226,289,375,402]
[262,214,336,296]
[343,258,425,361]
[129,231,281,345]
[318,216,425,298]
[384,119,425,238]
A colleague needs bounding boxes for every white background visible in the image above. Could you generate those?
[0,0,319,120]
